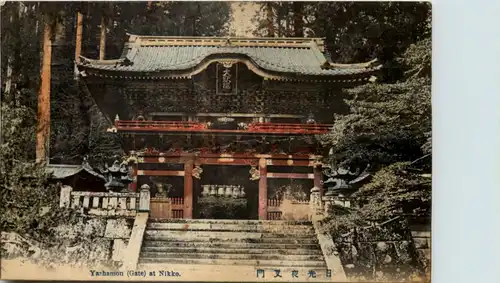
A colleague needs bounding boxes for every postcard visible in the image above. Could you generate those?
[0,1,431,282]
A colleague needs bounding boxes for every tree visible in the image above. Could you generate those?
[322,37,431,220]
[249,2,304,37]
[307,2,430,81]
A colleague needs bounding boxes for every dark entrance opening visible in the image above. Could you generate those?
[193,165,258,219]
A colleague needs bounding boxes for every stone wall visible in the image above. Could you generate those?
[1,215,135,269]
[324,218,430,282]
[410,224,431,276]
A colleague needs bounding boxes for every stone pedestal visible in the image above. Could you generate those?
[323,195,335,214]
[310,187,323,219]
[139,184,150,212]
[60,185,73,208]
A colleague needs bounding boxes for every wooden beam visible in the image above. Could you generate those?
[36,21,52,164]
[149,112,305,118]
[198,158,257,166]
[141,157,184,164]
[266,173,315,179]
[140,157,319,167]
[136,170,184,177]
[137,151,322,160]
[265,159,314,166]
[116,126,328,135]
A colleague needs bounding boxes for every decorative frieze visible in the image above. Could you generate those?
[201,185,246,198]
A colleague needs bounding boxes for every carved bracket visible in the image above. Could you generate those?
[249,166,260,181]
[192,165,203,179]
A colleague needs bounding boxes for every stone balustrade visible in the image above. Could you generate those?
[59,185,150,216]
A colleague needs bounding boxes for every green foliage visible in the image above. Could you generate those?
[308,2,431,65]
[320,36,432,277]
[105,2,231,42]
[323,38,431,168]
[354,163,431,219]
[323,78,431,168]
[248,2,431,78]
[0,105,80,243]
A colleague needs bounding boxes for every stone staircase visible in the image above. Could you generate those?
[137,219,331,281]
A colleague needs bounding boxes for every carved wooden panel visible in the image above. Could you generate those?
[150,197,172,219]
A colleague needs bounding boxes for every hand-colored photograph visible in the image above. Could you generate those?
[0,1,431,282]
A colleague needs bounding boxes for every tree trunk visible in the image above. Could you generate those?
[36,20,53,164]
[276,3,283,37]
[74,12,83,77]
[293,2,304,37]
[266,2,274,37]
[3,2,21,105]
[99,15,106,60]
[285,3,291,37]
[4,57,13,101]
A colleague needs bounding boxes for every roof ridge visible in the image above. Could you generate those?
[127,33,325,41]
[127,34,325,50]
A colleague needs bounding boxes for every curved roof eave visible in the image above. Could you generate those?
[77,54,382,82]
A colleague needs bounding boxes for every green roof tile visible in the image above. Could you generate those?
[78,36,381,78]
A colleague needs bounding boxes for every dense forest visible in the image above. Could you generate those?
[0,1,431,277]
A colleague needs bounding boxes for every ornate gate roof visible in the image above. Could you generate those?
[78,35,381,81]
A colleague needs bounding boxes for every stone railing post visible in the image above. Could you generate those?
[309,187,323,220]
[323,195,335,215]
[59,185,73,208]
[139,184,150,212]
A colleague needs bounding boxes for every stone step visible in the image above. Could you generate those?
[143,235,319,244]
[141,246,323,255]
[143,240,321,250]
[138,257,327,268]
[149,219,313,226]
[140,251,324,261]
[144,230,315,240]
[147,222,315,234]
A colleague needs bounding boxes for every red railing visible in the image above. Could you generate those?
[116,120,207,131]
[168,197,184,210]
[247,123,331,134]
[115,120,331,135]
[168,197,184,205]
[267,198,283,207]
[172,209,184,219]
[267,211,282,220]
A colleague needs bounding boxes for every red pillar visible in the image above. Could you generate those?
[314,165,323,196]
[258,158,268,220]
[184,160,194,219]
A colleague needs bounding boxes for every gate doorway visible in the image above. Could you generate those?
[193,165,258,219]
